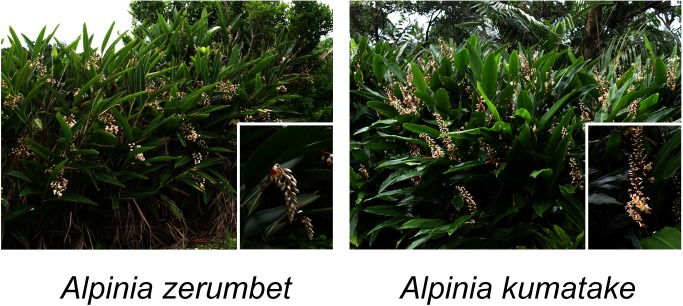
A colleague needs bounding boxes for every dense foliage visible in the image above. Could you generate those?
[240,125,333,249]
[129,0,333,122]
[1,7,328,248]
[588,126,681,249]
[350,33,680,249]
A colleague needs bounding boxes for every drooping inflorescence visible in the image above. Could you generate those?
[263,164,314,240]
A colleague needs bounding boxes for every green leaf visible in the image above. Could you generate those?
[453,49,469,73]
[367,101,399,118]
[653,129,681,180]
[443,161,484,174]
[403,123,441,139]
[410,62,428,92]
[376,156,424,168]
[400,219,447,229]
[515,108,531,122]
[92,173,126,188]
[242,206,286,239]
[447,215,472,235]
[466,42,482,80]
[364,205,405,217]
[537,89,578,132]
[111,109,132,141]
[3,171,32,182]
[55,112,73,144]
[372,54,386,82]
[602,132,622,160]
[637,93,659,114]
[588,193,622,205]
[653,57,667,86]
[532,201,554,217]
[508,50,519,78]
[553,225,572,247]
[482,52,499,98]
[57,194,97,206]
[640,227,681,249]
[46,159,69,191]
[476,81,500,122]
[434,88,451,114]
[643,35,656,62]
[413,90,433,105]
[530,168,553,180]
[101,22,115,52]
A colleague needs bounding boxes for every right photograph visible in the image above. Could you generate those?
[349,1,681,249]
[588,125,681,249]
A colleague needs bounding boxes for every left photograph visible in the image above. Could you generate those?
[0,1,333,249]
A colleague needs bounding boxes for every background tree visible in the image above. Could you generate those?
[351,1,680,65]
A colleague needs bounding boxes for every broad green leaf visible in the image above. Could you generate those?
[588,193,622,205]
[653,57,667,86]
[453,49,469,73]
[364,205,405,217]
[372,54,386,82]
[640,227,681,249]
[410,62,428,92]
[537,89,578,132]
[508,50,519,78]
[403,123,441,139]
[515,108,531,122]
[530,168,553,180]
[434,88,451,114]
[400,219,447,229]
[482,52,499,98]
[447,215,472,235]
[553,225,572,247]
[367,101,399,118]
[637,93,659,114]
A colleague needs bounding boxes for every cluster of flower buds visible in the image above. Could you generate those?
[263,164,314,240]
[321,152,333,167]
[181,123,199,142]
[455,185,477,212]
[192,152,203,165]
[626,127,652,227]
[217,81,239,101]
[66,114,76,128]
[673,175,681,222]
[129,143,145,162]
[47,167,68,198]
[269,164,300,223]
[99,111,120,135]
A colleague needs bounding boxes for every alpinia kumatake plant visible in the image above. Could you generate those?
[588,126,681,249]
[350,34,680,249]
[1,9,322,249]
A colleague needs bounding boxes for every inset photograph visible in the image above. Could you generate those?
[1,1,332,249]
[588,124,681,249]
[239,124,332,249]
[350,1,680,249]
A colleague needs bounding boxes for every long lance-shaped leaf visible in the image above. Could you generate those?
[476,81,500,122]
